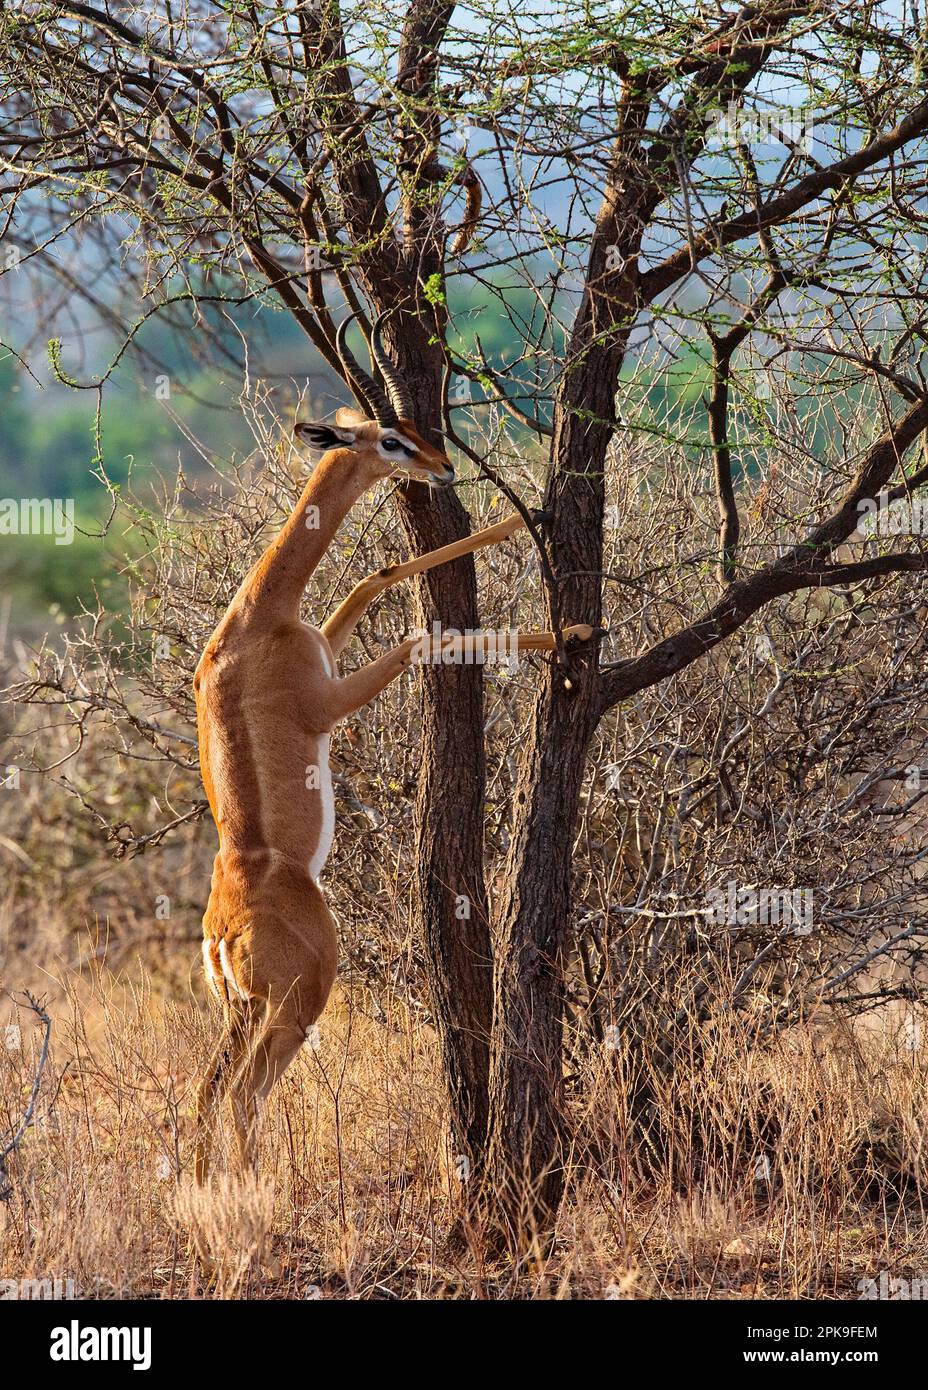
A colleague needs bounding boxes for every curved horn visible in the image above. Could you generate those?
[371,312,415,421]
[335,314,398,426]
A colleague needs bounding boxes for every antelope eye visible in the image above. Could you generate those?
[382,437,401,452]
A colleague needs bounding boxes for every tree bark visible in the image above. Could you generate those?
[485,303,627,1239]
[391,325,493,1174]
[485,669,601,1238]
[483,209,634,1234]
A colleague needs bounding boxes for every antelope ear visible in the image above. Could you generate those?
[334,406,369,427]
[293,420,358,451]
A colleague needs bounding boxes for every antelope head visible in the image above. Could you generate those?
[295,313,455,489]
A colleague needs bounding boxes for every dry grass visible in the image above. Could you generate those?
[2,956,926,1300]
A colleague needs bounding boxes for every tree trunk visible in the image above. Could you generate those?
[485,669,600,1240]
[483,273,631,1241]
[391,334,493,1174]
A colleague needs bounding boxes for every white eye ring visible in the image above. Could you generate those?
[378,435,415,460]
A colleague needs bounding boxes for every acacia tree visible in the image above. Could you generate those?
[5,0,928,1242]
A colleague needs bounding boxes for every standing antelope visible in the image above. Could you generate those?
[193,314,591,1180]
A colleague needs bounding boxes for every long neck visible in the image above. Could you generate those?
[233,448,373,620]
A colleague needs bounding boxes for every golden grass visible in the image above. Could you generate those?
[2,958,927,1300]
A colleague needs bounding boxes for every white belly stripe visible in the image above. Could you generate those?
[308,732,334,881]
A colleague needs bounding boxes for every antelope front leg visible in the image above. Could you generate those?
[330,624,593,720]
[330,638,422,718]
[321,513,526,660]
